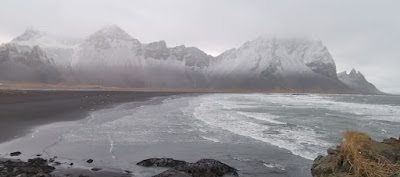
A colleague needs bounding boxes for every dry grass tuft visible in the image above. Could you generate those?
[340,131,400,177]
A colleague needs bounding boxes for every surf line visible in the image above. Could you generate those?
[31,130,39,138]
[107,133,116,159]
[87,114,96,123]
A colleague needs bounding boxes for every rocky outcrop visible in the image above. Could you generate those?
[311,131,400,177]
[338,69,384,95]
[137,158,187,167]
[0,155,135,177]
[154,169,192,177]
[137,158,238,177]
[0,158,55,177]
[10,151,21,156]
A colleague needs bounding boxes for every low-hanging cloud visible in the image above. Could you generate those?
[0,0,399,93]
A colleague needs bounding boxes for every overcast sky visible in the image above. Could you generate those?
[0,0,399,93]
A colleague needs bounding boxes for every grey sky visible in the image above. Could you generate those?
[1,0,399,93]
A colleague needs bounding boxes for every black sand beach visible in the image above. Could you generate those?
[0,89,181,143]
[3,91,398,177]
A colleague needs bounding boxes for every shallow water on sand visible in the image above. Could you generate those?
[1,93,399,176]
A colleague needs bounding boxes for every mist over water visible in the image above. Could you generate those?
[1,93,399,176]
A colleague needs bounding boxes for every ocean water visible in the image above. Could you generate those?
[1,93,400,177]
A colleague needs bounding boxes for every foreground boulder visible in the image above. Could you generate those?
[311,131,400,177]
[154,169,192,177]
[0,158,55,177]
[137,158,238,177]
[10,151,21,156]
[137,158,187,167]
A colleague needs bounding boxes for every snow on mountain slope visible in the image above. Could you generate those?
[300,40,337,79]
[0,43,61,83]
[11,28,79,67]
[338,69,384,94]
[212,37,336,77]
[72,25,142,67]
[12,28,78,48]
[208,37,347,91]
[1,25,357,92]
[70,25,212,87]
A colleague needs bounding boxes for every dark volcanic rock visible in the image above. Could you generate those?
[26,158,55,173]
[137,158,187,167]
[91,167,102,171]
[124,170,132,174]
[173,159,238,177]
[311,149,347,177]
[10,151,21,156]
[0,158,55,177]
[311,136,400,177]
[153,169,192,177]
[138,158,238,177]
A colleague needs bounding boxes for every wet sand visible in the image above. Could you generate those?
[0,89,182,143]
[0,90,316,177]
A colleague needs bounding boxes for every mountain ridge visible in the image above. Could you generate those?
[0,25,384,94]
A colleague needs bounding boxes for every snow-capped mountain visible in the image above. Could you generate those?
[0,25,384,93]
[213,37,337,78]
[69,25,212,87]
[0,43,61,83]
[209,37,348,91]
[11,28,79,67]
[72,25,142,68]
[338,69,384,94]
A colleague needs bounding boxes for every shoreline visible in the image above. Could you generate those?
[0,89,184,143]
[0,91,312,177]
[0,79,360,95]
[1,90,398,176]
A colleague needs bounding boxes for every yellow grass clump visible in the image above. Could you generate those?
[340,131,400,177]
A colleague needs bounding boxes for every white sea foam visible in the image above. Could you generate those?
[263,163,285,170]
[107,133,116,159]
[237,112,285,125]
[31,130,39,138]
[191,95,331,160]
[185,93,400,160]
[243,93,400,123]
[200,136,221,143]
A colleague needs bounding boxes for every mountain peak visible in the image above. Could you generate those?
[98,24,125,34]
[12,27,45,42]
[349,68,357,75]
[88,25,134,41]
[338,69,383,94]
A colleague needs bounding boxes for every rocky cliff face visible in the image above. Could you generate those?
[209,37,347,91]
[0,43,61,83]
[338,69,384,94]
